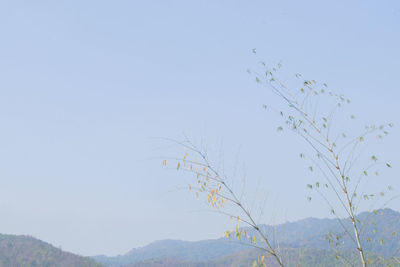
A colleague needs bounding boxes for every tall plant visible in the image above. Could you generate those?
[164,138,284,266]
[249,54,394,266]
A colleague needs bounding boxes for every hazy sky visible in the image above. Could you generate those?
[0,0,399,256]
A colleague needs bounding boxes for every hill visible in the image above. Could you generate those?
[93,208,400,267]
[121,248,398,267]
[92,239,244,267]
[0,234,104,267]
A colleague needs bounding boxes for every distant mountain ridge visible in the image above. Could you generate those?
[93,208,400,267]
[0,234,103,267]
[254,208,400,256]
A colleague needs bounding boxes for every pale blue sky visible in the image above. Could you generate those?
[0,0,399,256]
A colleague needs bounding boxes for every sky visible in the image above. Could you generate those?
[0,0,399,256]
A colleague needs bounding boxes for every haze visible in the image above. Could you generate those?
[0,0,399,257]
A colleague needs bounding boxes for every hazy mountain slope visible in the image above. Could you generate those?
[125,248,395,267]
[93,239,244,267]
[0,234,104,267]
[253,208,400,256]
[94,209,400,267]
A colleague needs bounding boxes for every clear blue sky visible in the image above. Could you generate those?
[0,0,399,256]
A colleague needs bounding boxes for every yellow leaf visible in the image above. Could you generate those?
[177,162,180,170]
[163,160,166,166]
[261,255,265,263]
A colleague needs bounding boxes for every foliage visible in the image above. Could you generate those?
[247,54,396,266]
[163,53,397,266]
[163,138,285,266]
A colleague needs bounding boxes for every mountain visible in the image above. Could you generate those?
[106,248,398,267]
[92,239,244,267]
[253,208,400,256]
[0,234,104,267]
[93,208,400,267]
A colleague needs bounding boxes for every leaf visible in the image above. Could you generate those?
[386,163,392,168]
[177,162,181,170]
[163,159,167,166]
[224,231,230,238]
